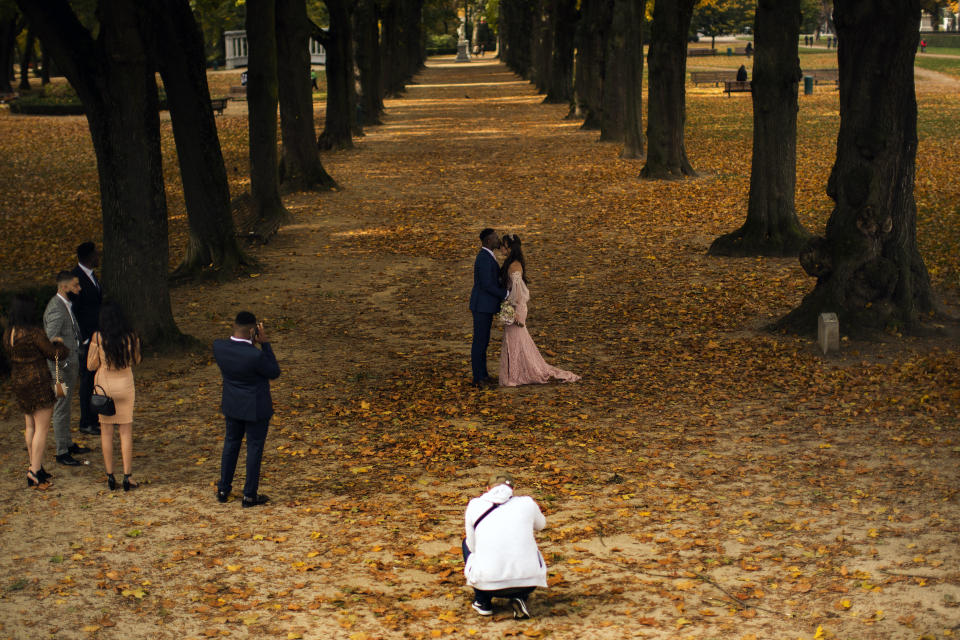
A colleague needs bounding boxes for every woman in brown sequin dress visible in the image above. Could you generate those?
[3,295,69,488]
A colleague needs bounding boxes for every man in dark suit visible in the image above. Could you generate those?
[213,311,281,508]
[469,228,508,387]
[70,242,103,436]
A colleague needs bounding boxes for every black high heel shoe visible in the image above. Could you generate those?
[106,473,117,490]
[27,470,50,489]
[38,467,52,483]
[123,474,137,491]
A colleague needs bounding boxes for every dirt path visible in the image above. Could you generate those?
[1,58,958,640]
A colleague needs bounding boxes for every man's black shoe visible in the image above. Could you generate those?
[216,489,229,504]
[56,453,82,466]
[241,494,270,508]
[79,424,101,436]
[69,443,92,455]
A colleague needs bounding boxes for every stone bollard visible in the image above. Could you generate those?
[818,312,840,355]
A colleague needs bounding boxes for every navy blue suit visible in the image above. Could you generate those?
[469,249,507,383]
[213,338,280,499]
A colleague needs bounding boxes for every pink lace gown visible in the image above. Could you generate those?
[499,270,580,387]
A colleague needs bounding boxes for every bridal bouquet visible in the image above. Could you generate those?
[496,300,516,326]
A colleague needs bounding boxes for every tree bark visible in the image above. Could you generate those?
[18,27,33,91]
[244,0,289,240]
[276,0,338,186]
[573,0,611,129]
[709,0,810,257]
[402,0,424,78]
[500,0,535,77]
[0,14,19,94]
[542,0,577,104]
[15,0,181,345]
[315,0,355,150]
[599,0,626,141]
[143,0,250,279]
[40,45,50,84]
[620,0,646,159]
[641,0,697,179]
[530,0,551,92]
[779,0,934,335]
[354,0,383,126]
[380,0,406,96]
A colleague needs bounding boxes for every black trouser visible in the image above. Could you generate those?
[462,539,536,606]
[471,311,494,383]
[218,417,269,499]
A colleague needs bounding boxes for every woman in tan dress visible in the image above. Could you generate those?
[87,302,141,491]
[3,295,70,488]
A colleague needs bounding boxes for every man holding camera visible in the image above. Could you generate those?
[213,311,280,508]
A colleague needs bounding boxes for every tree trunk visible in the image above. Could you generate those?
[354,0,383,125]
[620,0,646,159]
[599,0,627,141]
[543,0,576,103]
[15,0,181,345]
[402,0,424,78]
[573,0,610,129]
[315,0,355,150]
[779,0,934,335]
[18,27,33,91]
[641,0,696,179]
[276,0,338,186]
[40,46,50,84]
[501,0,534,77]
[144,0,250,279]
[244,0,289,241]
[380,0,405,96]
[530,0,551,92]
[0,15,18,94]
[709,0,809,257]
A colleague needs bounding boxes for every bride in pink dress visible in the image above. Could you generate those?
[498,235,580,387]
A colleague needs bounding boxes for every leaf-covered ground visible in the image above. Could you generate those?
[0,57,959,640]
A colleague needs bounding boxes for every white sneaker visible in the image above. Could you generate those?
[511,597,530,619]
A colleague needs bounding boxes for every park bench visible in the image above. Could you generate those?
[687,48,717,57]
[228,85,246,100]
[210,97,228,115]
[723,80,751,96]
[690,70,738,86]
[803,68,839,86]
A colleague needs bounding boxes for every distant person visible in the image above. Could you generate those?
[4,294,69,488]
[744,42,753,57]
[469,228,508,387]
[463,472,547,619]
[920,39,927,53]
[736,64,747,82]
[214,312,280,508]
[87,301,141,491]
[70,241,103,437]
[44,270,92,466]
[497,234,580,387]
[311,69,319,90]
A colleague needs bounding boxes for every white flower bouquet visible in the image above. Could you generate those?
[496,300,516,326]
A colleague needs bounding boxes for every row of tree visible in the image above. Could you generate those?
[14,0,426,345]
[499,0,935,334]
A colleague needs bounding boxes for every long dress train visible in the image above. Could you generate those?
[499,271,580,387]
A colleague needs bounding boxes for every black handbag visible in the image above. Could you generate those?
[90,384,116,416]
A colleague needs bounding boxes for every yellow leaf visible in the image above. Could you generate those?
[287,633,303,640]
[841,599,851,609]
[360,400,370,410]
[227,565,241,572]
[814,625,825,639]
[349,633,369,640]
[438,610,459,623]
[350,466,371,474]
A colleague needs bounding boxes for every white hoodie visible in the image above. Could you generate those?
[463,484,548,591]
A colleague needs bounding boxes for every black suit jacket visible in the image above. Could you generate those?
[213,338,281,422]
[69,265,103,342]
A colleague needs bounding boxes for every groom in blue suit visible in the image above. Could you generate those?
[213,311,281,508]
[469,229,508,387]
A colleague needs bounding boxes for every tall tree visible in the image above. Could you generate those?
[542,0,577,103]
[780,0,934,334]
[17,25,33,91]
[709,0,809,257]
[314,0,356,150]
[276,0,338,185]
[619,0,646,158]
[15,0,180,344]
[0,7,21,94]
[144,0,250,278]
[572,0,612,128]
[380,0,406,95]
[500,0,534,77]
[244,0,289,240]
[354,0,384,126]
[402,0,425,78]
[690,0,753,50]
[641,0,697,179]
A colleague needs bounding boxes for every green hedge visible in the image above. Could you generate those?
[920,32,960,47]
[8,100,85,115]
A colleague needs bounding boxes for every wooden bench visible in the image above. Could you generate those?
[690,70,738,86]
[210,97,228,115]
[803,69,839,85]
[687,48,717,57]
[723,80,751,96]
[228,85,247,101]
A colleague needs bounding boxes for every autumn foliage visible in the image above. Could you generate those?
[0,57,958,639]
